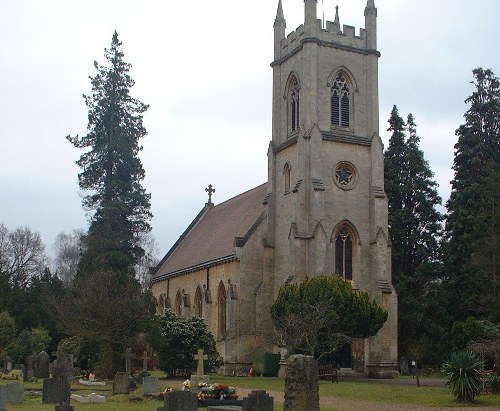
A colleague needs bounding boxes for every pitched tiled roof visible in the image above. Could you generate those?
[153,183,268,281]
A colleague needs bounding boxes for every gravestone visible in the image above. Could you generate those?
[6,382,24,403]
[124,348,135,376]
[399,356,409,375]
[207,407,241,411]
[51,348,75,411]
[190,348,209,387]
[70,392,106,403]
[142,375,159,395]
[23,355,35,382]
[0,385,6,411]
[35,351,50,379]
[242,390,273,411]
[284,354,319,411]
[157,390,198,411]
[112,372,130,395]
[42,378,61,403]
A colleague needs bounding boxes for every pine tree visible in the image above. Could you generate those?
[445,68,500,323]
[67,31,151,271]
[384,106,444,358]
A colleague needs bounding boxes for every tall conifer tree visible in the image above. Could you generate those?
[384,106,444,358]
[445,68,500,323]
[63,32,155,376]
[67,31,151,272]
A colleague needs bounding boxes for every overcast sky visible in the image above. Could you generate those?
[1,0,499,261]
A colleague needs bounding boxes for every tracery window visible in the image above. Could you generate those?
[288,75,300,135]
[284,163,291,193]
[217,281,227,337]
[194,286,203,318]
[335,226,353,281]
[331,72,351,128]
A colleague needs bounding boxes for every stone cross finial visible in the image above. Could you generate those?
[194,349,208,376]
[205,184,215,205]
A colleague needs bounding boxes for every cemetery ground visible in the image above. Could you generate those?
[1,370,499,410]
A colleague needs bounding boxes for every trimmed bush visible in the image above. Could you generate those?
[443,351,483,402]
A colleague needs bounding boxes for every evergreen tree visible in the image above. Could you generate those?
[384,106,444,358]
[445,68,500,323]
[62,32,155,377]
[67,31,151,271]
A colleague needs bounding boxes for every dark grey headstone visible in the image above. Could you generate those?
[207,406,242,411]
[142,375,159,395]
[158,391,198,411]
[6,382,24,403]
[42,378,61,403]
[0,385,6,411]
[112,372,130,395]
[284,354,319,411]
[34,351,50,379]
[242,390,273,411]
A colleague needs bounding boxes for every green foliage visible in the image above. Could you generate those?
[7,329,33,363]
[0,311,17,352]
[154,309,223,377]
[67,31,151,270]
[452,317,500,351]
[445,68,500,322]
[30,326,52,354]
[384,106,444,360]
[270,275,387,360]
[443,351,483,402]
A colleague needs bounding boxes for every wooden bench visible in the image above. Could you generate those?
[318,364,339,383]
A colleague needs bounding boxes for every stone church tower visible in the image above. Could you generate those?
[264,0,397,377]
[153,0,398,378]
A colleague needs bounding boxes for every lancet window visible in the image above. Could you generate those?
[174,290,182,316]
[217,281,227,337]
[335,226,353,281]
[194,286,203,318]
[284,163,291,193]
[288,75,300,135]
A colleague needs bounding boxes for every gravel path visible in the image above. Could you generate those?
[236,387,500,411]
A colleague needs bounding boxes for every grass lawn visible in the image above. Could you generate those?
[2,371,499,410]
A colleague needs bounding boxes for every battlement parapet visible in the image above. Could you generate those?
[279,19,368,58]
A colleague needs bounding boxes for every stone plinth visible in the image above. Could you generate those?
[284,355,319,411]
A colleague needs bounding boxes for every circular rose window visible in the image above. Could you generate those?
[333,162,357,190]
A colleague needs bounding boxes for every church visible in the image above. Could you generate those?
[152,0,398,378]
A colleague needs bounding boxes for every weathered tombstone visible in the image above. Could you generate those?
[70,392,106,403]
[23,355,35,382]
[42,378,61,403]
[112,372,130,395]
[284,354,319,411]
[6,382,24,403]
[190,348,209,387]
[141,351,150,373]
[157,390,198,411]
[51,348,75,411]
[6,358,13,373]
[35,351,50,379]
[242,390,273,411]
[399,356,409,375]
[207,407,241,411]
[142,375,159,395]
[0,385,6,411]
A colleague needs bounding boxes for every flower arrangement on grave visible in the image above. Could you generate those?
[182,379,192,390]
[197,382,238,401]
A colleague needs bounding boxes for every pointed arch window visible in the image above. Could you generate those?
[217,282,227,337]
[284,163,291,194]
[194,286,203,318]
[331,72,351,128]
[335,226,353,281]
[288,75,300,135]
[174,290,182,316]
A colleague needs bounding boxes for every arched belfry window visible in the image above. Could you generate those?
[287,75,300,135]
[217,281,227,337]
[334,225,354,281]
[283,163,291,194]
[331,72,351,128]
[174,290,182,316]
[194,286,203,318]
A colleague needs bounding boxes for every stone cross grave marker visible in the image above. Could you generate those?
[124,348,136,376]
[194,349,208,376]
[51,348,75,411]
[141,351,150,373]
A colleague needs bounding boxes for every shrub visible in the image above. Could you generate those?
[443,351,483,402]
